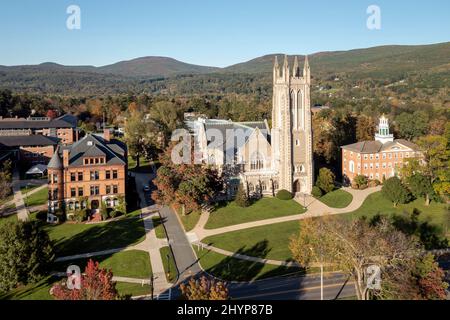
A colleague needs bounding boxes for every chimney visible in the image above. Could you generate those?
[63,149,70,168]
[103,128,111,142]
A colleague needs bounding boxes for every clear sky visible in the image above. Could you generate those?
[0,0,449,67]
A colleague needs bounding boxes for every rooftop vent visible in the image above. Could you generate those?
[87,141,93,146]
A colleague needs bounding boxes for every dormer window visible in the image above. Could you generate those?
[87,141,93,146]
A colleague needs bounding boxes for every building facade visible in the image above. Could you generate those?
[186,56,314,197]
[0,135,59,165]
[341,115,421,184]
[47,132,127,218]
[0,115,78,145]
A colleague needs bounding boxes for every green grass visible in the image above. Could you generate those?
[24,187,48,207]
[0,276,56,300]
[20,184,41,195]
[343,191,450,238]
[45,215,146,257]
[203,220,300,262]
[205,198,305,229]
[128,156,152,173]
[152,216,167,239]
[203,192,449,263]
[0,277,152,300]
[0,212,17,227]
[193,245,303,282]
[178,210,201,232]
[116,282,152,297]
[318,189,353,208]
[52,250,152,279]
[160,246,177,283]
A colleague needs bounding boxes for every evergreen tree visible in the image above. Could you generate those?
[234,184,250,207]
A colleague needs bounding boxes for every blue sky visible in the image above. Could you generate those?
[0,0,449,67]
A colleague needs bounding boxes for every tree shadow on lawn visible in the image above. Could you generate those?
[368,209,449,250]
[49,217,146,257]
[199,240,305,282]
[0,276,58,300]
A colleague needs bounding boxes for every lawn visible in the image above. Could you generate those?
[205,198,305,229]
[20,184,41,195]
[203,220,300,262]
[152,216,167,239]
[52,250,152,279]
[0,212,17,227]
[202,192,450,263]
[24,187,48,207]
[0,277,152,300]
[160,246,178,283]
[342,191,450,238]
[0,276,56,300]
[178,210,201,232]
[44,215,146,257]
[128,156,153,173]
[193,245,303,282]
[115,282,152,297]
[318,189,353,208]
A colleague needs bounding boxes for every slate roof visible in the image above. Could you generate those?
[341,139,419,153]
[58,134,126,167]
[0,135,59,147]
[47,147,63,169]
[0,118,74,129]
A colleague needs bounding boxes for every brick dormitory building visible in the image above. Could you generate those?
[341,115,422,185]
[47,130,127,219]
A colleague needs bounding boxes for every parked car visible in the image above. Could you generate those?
[143,185,150,192]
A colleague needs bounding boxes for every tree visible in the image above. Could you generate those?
[180,276,229,300]
[148,101,184,144]
[406,173,435,206]
[414,253,448,300]
[416,135,450,200]
[356,115,376,141]
[382,176,411,207]
[0,160,12,205]
[316,168,335,194]
[234,183,250,207]
[0,220,54,293]
[124,111,159,168]
[353,174,368,189]
[46,109,57,119]
[289,216,423,300]
[51,259,119,300]
[396,111,429,140]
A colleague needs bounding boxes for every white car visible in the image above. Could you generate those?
[143,185,150,192]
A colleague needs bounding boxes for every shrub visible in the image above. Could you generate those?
[353,175,368,189]
[316,168,335,194]
[110,210,123,219]
[311,186,323,198]
[234,183,250,207]
[276,189,293,200]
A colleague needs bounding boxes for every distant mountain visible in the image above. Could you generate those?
[0,42,449,94]
[222,42,450,79]
[96,56,220,77]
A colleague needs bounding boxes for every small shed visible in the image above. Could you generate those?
[25,164,48,177]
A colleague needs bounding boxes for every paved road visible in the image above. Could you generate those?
[170,271,355,300]
[159,206,202,282]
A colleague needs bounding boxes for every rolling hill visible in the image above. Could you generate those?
[0,41,449,94]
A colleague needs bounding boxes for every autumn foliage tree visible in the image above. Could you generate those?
[51,259,119,300]
[180,276,229,300]
[152,142,222,214]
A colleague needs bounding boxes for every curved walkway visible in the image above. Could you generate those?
[194,186,381,239]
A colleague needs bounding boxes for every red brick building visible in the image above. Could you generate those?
[0,135,59,165]
[341,115,421,185]
[0,115,78,145]
[47,131,127,218]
